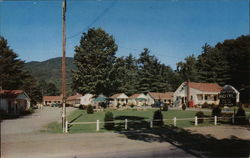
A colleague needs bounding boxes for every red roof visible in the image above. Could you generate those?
[129,94,141,99]
[110,93,123,99]
[67,94,82,101]
[43,95,62,101]
[148,92,173,99]
[187,82,222,92]
[0,90,24,95]
[0,90,25,98]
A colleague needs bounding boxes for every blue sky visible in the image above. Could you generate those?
[0,0,249,69]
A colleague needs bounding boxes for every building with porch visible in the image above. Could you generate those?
[128,93,148,106]
[43,95,62,106]
[146,92,174,105]
[173,82,222,107]
[67,94,82,107]
[0,90,30,115]
[110,93,128,107]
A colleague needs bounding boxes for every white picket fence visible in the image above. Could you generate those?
[65,115,250,133]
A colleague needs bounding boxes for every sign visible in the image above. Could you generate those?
[219,85,237,107]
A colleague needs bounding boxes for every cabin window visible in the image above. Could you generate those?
[164,99,167,102]
[205,96,208,100]
[191,96,193,100]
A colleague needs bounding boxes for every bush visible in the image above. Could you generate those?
[201,102,210,109]
[212,106,222,117]
[235,107,246,124]
[104,111,115,130]
[195,111,205,124]
[79,105,84,110]
[21,108,34,115]
[153,110,164,127]
[86,105,94,114]
[182,104,186,110]
[130,104,135,108]
[162,104,168,111]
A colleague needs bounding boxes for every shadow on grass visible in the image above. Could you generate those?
[113,118,250,157]
[114,115,147,120]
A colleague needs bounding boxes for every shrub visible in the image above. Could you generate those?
[130,104,135,108]
[21,108,34,115]
[201,102,210,109]
[104,111,115,130]
[162,104,168,111]
[195,111,205,124]
[235,107,246,124]
[182,104,186,110]
[212,106,222,117]
[153,110,164,127]
[86,105,94,114]
[79,105,84,110]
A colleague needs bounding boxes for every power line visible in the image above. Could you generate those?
[67,0,117,40]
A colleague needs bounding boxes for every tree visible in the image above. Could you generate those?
[215,35,250,103]
[111,54,138,96]
[197,45,230,85]
[176,54,199,82]
[137,48,172,93]
[72,28,118,96]
[0,36,42,105]
[21,75,42,105]
[0,37,28,89]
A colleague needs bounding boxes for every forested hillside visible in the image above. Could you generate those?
[24,57,76,91]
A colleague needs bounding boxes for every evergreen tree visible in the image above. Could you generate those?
[112,54,138,95]
[0,37,28,89]
[197,45,230,85]
[72,28,118,96]
[0,37,43,105]
[137,48,172,93]
[176,54,199,82]
[215,35,250,103]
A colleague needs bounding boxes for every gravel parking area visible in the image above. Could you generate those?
[1,106,75,135]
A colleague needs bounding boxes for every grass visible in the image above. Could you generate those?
[46,108,214,133]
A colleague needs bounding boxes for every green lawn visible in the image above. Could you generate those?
[46,108,214,133]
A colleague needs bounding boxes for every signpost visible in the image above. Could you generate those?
[219,85,238,123]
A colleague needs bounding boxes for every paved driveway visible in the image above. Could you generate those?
[1,106,75,135]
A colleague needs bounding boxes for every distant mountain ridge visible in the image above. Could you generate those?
[24,57,76,90]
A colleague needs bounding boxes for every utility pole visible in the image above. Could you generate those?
[61,0,67,133]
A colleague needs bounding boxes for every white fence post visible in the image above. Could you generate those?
[195,116,198,126]
[150,120,153,128]
[173,117,176,127]
[214,116,217,125]
[96,120,99,131]
[232,114,235,124]
[125,119,128,130]
[65,120,68,133]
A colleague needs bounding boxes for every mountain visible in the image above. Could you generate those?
[24,57,76,91]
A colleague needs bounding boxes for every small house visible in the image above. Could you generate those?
[67,94,83,107]
[110,93,128,107]
[173,82,222,107]
[128,93,148,106]
[147,92,173,105]
[43,95,62,106]
[0,90,31,115]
